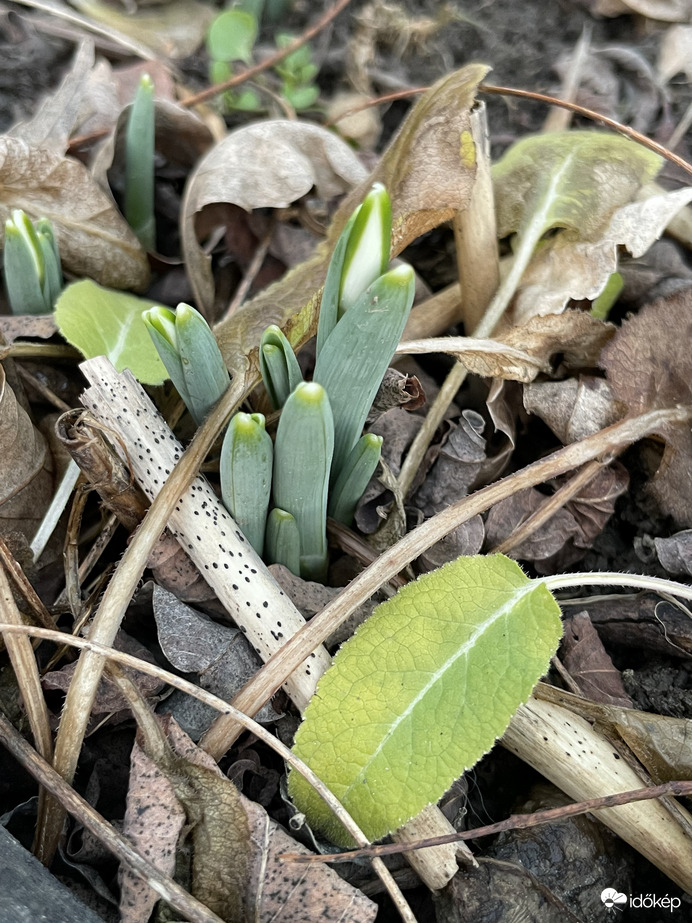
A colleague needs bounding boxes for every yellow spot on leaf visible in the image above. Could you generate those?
[460,130,476,168]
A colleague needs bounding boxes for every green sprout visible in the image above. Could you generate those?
[259,324,304,409]
[220,412,273,555]
[143,303,229,425]
[218,184,413,582]
[273,33,320,110]
[206,3,320,113]
[125,73,156,252]
[3,210,62,315]
[265,507,301,575]
[272,382,334,583]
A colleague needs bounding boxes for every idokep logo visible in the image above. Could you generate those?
[601,889,627,911]
[600,888,682,913]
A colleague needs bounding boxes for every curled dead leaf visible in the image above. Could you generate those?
[214,63,489,370]
[0,138,149,291]
[600,289,692,527]
[182,120,368,313]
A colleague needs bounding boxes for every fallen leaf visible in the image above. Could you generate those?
[182,119,368,312]
[485,463,629,573]
[0,138,149,291]
[399,311,615,382]
[492,131,662,326]
[43,631,163,714]
[655,529,692,575]
[119,733,186,923]
[523,376,621,444]
[561,612,633,707]
[0,365,53,545]
[54,280,168,385]
[70,0,215,58]
[413,410,487,516]
[579,593,692,657]
[510,187,692,321]
[152,585,280,727]
[127,717,377,922]
[600,289,692,527]
[658,24,692,83]
[0,315,58,345]
[8,41,95,150]
[214,63,489,369]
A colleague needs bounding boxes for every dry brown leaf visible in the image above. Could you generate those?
[182,120,368,312]
[594,0,692,21]
[0,365,53,544]
[523,376,621,444]
[0,315,59,344]
[401,311,615,383]
[485,463,629,573]
[0,137,149,290]
[119,734,186,923]
[413,410,487,516]
[561,612,633,707]
[655,529,692,575]
[9,41,96,150]
[511,187,692,321]
[600,289,692,527]
[70,0,215,58]
[214,63,489,369]
[658,24,692,82]
[132,718,377,923]
[152,585,280,731]
[43,631,163,714]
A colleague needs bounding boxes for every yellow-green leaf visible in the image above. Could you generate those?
[289,554,562,844]
[55,279,168,385]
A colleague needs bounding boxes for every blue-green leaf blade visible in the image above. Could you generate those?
[289,554,562,844]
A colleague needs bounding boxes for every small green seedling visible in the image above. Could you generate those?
[273,33,320,111]
[3,210,62,314]
[206,2,320,113]
[144,303,229,425]
[219,183,414,580]
[220,412,273,556]
[125,73,156,252]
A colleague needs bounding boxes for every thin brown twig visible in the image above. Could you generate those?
[326,81,692,181]
[480,83,692,179]
[279,779,692,864]
[0,712,227,923]
[180,0,354,109]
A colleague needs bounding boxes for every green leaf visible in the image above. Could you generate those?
[313,264,415,480]
[125,73,156,252]
[207,9,257,64]
[272,382,333,582]
[328,433,382,525]
[289,554,562,844]
[484,132,662,334]
[220,412,273,556]
[259,324,303,409]
[265,507,301,576]
[55,279,168,385]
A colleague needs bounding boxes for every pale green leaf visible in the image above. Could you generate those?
[55,279,168,385]
[207,9,258,64]
[489,132,662,327]
[289,554,562,844]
